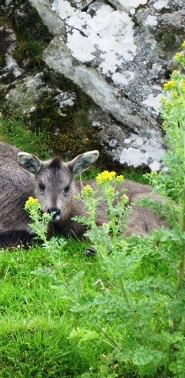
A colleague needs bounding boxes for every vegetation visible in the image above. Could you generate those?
[0,45,185,377]
[0,116,52,159]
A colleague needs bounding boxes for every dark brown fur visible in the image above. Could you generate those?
[0,142,167,248]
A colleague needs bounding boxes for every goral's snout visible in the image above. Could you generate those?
[47,208,61,222]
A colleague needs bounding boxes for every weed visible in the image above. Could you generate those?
[57,43,185,377]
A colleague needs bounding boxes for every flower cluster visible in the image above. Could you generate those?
[162,43,185,98]
[121,194,129,204]
[96,171,116,184]
[164,80,176,91]
[81,184,94,197]
[25,196,53,244]
[115,174,124,183]
[25,196,41,211]
[163,76,185,95]
[96,171,124,185]
[149,170,158,177]
[175,52,185,66]
[106,187,115,196]
[160,41,185,135]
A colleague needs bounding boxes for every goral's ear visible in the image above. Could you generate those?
[17,152,42,174]
[67,150,99,175]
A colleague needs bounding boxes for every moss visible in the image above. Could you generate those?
[28,73,101,158]
[1,0,52,71]
[162,32,176,48]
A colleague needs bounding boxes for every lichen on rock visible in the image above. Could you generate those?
[0,0,185,170]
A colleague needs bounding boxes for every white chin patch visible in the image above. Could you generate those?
[52,214,61,222]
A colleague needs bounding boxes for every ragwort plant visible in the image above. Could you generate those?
[145,46,185,296]
[24,196,52,246]
[71,173,178,377]
[73,171,130,255]
[67,46,185,376]
[24,197,78,302]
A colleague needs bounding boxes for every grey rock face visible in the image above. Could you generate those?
[1,0,185,169]
[30,0,185,168]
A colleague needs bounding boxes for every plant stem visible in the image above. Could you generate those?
[174,121,182,158]
[107,195,117,251]
[119,277,140,326]
[177,200,185,292]
[177,131,185,292]
[49,252,81,306]
[164,344,171,378]
[119,276,151,347]
[97,325,119,348]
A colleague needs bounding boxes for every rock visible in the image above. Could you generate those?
[149,160,161,172]
[0,0,185,169]
[4,73,51,114]
[31,0,185,168]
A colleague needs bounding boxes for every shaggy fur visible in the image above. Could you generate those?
[0,142,167,248]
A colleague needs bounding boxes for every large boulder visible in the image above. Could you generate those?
[1,0,185,169]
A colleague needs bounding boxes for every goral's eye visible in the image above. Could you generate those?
[39,182,46,192]
[64,185,70,194]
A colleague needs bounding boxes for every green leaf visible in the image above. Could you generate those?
[132,346,156,366]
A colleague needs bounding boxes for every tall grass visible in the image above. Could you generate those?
[0,116,52,158]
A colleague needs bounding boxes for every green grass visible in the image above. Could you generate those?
[0,231,180,377]
[0,239,110,377]
[0,116,53,159]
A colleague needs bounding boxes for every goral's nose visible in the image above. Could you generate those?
[47,208,61,221]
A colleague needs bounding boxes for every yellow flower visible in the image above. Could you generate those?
[105,187,115,196]
[176,52,183,58]
[163,99,173,109]
[25,196,39,206]
[82,184,94,196]
[121,194,129,204]
[96,171,116,184]
[150,170,158,177]
[164,80,176,91]
[175,52,185,64]
[171,91,179,99]
[25,196,41,210]
[116,174,124,183]
[182,41,185,48]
